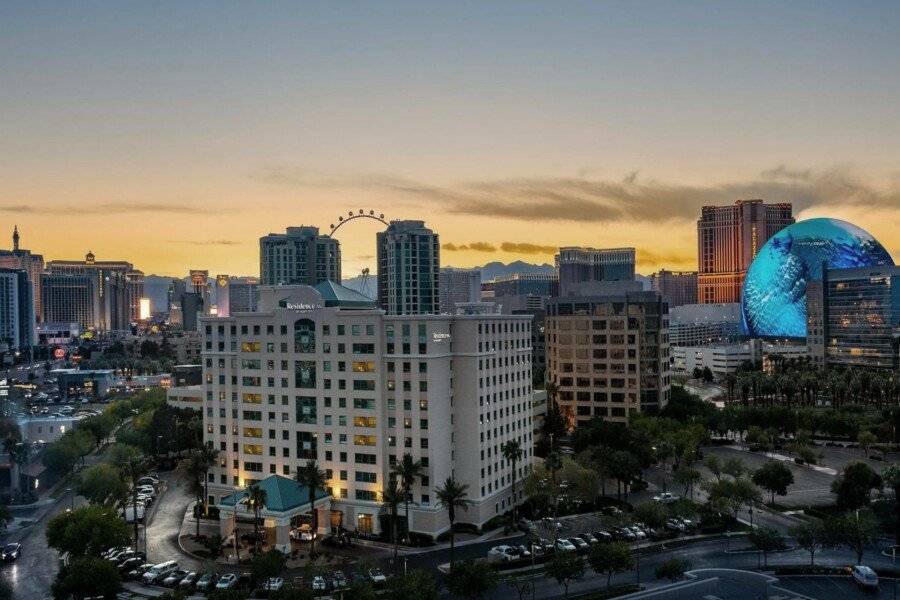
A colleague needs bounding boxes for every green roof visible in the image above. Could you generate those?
[219,475,329,512]
[313,280,377,309]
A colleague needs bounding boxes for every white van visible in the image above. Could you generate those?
[143,560,178,584]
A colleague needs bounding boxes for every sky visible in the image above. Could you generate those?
[1,1,899,277]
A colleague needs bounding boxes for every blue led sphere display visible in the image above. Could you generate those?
[741,218,894,338]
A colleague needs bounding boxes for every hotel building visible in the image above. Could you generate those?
[557,247,635,297]
[545,291,671,429]
[260,226,341,286]
[377,220,440,315]
[201,282,533,538]
[697,199,793,304]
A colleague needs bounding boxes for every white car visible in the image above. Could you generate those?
[311,575,327,591]
[627,526,646,540]
[851,565,878,589]
[555,538,577,552]
[368,568,387,584]
[652,492,679,504]
[290,524,316,541]
[264,577,284,592]
[143,561,178,584]
[216,573,238,589]
[487,545,519,562]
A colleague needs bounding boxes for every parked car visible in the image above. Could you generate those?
[666,518,687,532]
[311,575,328,591]
[162,569,189,587]
[368,568,387,584]
[195,572,218,592]
[263,577,284,592]
[179,572,199,589]
[652,492,680,504]
[114,550,145,565]
[516,544,532,559]
[579,533,599,545]
[555,538,577,552]
[143,561,179,585]
[601,506,623,516]
[487,545,519,562]
[137,476,159,487]
[627,526,646,540]
[118,557,144,573]
[518,518,536,533]
[570,536,589,551]
[127,563,154,581]
[331,571,348,589]
[216,573,238,590]
[851,565,879,589]
[594,530,613,542]
[1,543,21,561]
[290,524,316,542]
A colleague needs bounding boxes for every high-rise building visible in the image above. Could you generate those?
[806,265,899,370]
[668,303,742,347]
[200,283,533,539]
[545,291,670,428]
[556,247,635,296]
[0,226,44,324]
[697,199,793,304]
[260,226,341,286]
[650,270,697,307]
[377,220,440,315]
[221,276,260,316]
[46,251,138,330]
[0,268,35,355]
[41,273,100,330]
[181,293,204,332]
[438,268,481,314]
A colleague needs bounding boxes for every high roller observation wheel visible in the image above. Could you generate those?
[327,209,388,237]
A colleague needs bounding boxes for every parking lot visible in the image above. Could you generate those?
[778,575,898,599]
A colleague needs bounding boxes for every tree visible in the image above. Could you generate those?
[633,501,668,530]
[178,447,217,537]
[752,461,795,505]
[829,510,879,565]
[747,526,785,566]
[444,560,497,600]
[436,477,472,569]
[251,549,285,585]
[0,505,10,534]
[381,477,404,561]
[295,460,327,556]
[882,463,900,546]
[246,484,268,555]
[655,557,691,582]
[46,506,130,558]
[703,454,722,481]
[545,551,585,598]
[857,431,878,458]
[588,541,634,589]
[790,520,826,566]
[722,457,747,479]
[701,366,714,383]
[385,569,439,600]
[52,555,121,600]
[832,462,882,510]
[501,440,524,523]
[673,466,702,500]
[80,413,116,448]
[391,454,424,541]
[76,463,128,506]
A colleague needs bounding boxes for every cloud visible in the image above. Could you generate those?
[635,248,695,268]
[499,242,558,255]
[0,202,212,215]
[256,165,900,225]
[442,242,497,252]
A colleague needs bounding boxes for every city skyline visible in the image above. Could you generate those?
[2,2,900,276]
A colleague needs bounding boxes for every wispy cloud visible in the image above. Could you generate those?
[635,248,695,268]
[0,203,212,215]
[499,242,557,255]
[256,165,900,224]
[443,242,497,252]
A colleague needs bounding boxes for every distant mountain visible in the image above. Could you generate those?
[477,261,555,281]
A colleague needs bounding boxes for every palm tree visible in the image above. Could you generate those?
[436,477,472,570]
[296,460,328,556]
[2,437,23,498]
[381,478,405,561]
[501,440,524,523]
[198,444,219,517]
[246,484,268,555]
[391,454,423,540]
[177,450,208,538]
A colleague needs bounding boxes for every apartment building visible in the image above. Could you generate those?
[545,291,670,429]
[201,282,533,538]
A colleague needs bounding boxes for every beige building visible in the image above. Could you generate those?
[201,282,533,538]
[545,291,671,429]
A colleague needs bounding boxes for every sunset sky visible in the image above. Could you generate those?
[2,1,898,277]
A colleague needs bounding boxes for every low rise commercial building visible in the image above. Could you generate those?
[53,369,115,401]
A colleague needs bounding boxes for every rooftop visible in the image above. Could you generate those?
[218,475,329,513]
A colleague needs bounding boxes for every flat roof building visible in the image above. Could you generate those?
[200,282,533,538]
[557,247,635,297]
[260,226,341,286]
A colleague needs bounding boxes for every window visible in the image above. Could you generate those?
[242,393,262,404]
[355,453,377,464]
[353,398,375,409]
[352,361,376,373]
[353,380,375,391]
[353,435,377,446]
[355,490,378,501]
[294,319,316,353]
[243,444,263,455]
[242,427,262,438]
[295,360,316,388]
[241,342,261,352]
[353,416,377,428]
[355,471,377,483]
[296,396,317,424]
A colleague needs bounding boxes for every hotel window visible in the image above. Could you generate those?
[243,427,262,438]
[353,435,377,446]
[242,393,262,404]
[352,361,376,373]
[354,416,377,428]
[241,342,261,352]
[294,319,316,353]
[243,444,263,455]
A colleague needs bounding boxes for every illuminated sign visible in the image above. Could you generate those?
[217,274,230,288]
[139,297,151,320]
[285,302,323,312]
[53,348,65,360]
